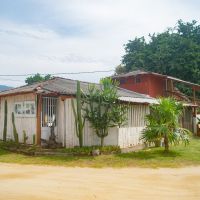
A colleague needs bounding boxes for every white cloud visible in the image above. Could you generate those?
[0,0,199,86]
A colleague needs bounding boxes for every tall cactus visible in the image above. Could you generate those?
[3,100,7,142]
[23,130,28,144]
[12,112,19,143]
[71,81,85,147]
[32,134,36,145]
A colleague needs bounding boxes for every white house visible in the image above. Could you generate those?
[0,77,157,148]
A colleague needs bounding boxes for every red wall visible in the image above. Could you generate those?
[115,74,166,98]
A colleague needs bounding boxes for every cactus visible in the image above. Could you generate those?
[23,130,28,144]
[3,100,7,142]
[11,112,19,143]
[33,134,36,145]
[71,81,85,147]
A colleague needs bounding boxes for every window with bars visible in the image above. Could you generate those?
[42,97,57,127]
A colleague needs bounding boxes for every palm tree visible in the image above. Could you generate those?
[141,98,190,152]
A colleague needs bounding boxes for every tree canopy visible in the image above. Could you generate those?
[25,73,52,85]
[118,20,200,87]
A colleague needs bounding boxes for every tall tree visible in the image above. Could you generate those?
[25,73,51,85]
[118,20,200,86]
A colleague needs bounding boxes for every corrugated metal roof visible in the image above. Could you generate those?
[111,70,200,89]
[118,96,158,104]
[0,77,154,103]
[111,70,147,78]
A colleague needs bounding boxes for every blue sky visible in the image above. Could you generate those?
[0,0,199,86]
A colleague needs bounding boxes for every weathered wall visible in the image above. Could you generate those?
[118,127,145,148]
[58,98,118,147]
[57,98,149,148]
[0,93,36,144]
[114,74,166,98]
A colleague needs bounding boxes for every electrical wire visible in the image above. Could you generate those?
[0,69,114,77]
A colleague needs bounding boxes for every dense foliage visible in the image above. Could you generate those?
[118,20,200,94]
[25,73,51,85]
[83,78,127,146]
[141,98,190,152]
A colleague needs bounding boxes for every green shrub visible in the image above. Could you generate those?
[32,134,36,145]
[11,112,19,143]
[3,100,7,142]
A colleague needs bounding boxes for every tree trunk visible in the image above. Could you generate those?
[79,132,83,147]
[164,135,169,152]
[100,137,104,147]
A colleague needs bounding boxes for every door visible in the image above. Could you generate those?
[41,97,58,140]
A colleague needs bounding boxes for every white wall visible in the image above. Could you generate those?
[57,98,149,148]
[0,93,36,144]
[118,127,144,148]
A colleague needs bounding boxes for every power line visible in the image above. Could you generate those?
[0,78,24,82]
[0,69,115,77]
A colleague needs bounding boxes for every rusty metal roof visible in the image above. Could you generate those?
[111,70,200,89]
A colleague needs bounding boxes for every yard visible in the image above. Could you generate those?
[0,137,200,168]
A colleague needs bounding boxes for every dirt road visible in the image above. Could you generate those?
[0,163,200,200]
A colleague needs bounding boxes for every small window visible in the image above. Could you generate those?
[15,101,36,117]
[24,101,36,116]
[15,102,23,115]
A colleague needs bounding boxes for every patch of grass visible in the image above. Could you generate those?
[0,137,200,168]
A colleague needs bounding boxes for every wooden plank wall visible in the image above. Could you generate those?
[0,95,149,148]
[57,99,119,147]
[118,104,149,148]
[57,99,149,148]
[0,93,36,144]
[126,104,149,127]
[118,127,145,148]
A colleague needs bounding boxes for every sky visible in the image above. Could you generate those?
[0,0,199,86]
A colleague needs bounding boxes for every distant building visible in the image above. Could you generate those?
[112,70,200,134]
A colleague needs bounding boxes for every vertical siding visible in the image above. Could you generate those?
[126,104,149,127]
[118,127,144,148]
[0,95,150,148]
[56,99,149,148]
[0,93,36,144]
[58,99,118,147]
[118,104,149,148]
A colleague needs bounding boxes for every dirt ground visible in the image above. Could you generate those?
[0,163,200,200]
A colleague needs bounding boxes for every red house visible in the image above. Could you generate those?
[112,70,200,134]
[111,70,200,101]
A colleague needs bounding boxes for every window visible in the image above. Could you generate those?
[15,101,36,117]
[24,101,36,116]
[15,102,23,115]
[42,97,57,127]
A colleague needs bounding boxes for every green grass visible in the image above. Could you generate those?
[0,137,200,168]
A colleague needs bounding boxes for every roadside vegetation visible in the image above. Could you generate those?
[141,98,190,152]
[0,137,200,168]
